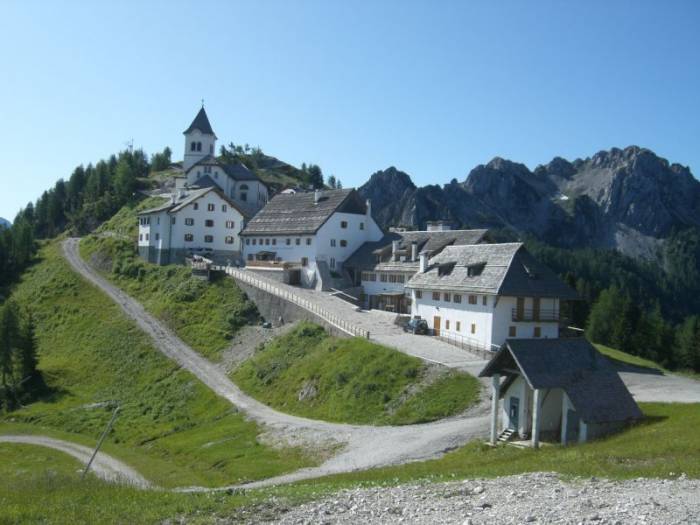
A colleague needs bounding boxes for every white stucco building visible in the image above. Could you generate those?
[240,188,383,289]
[479,338,642,447]
[137,187,249,265]
[405,243,579,353]
[179,107,269,214]
[344,229,490,313]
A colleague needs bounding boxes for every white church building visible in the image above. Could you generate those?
[138,107,267,265]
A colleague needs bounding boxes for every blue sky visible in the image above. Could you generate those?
[2,1,699,220]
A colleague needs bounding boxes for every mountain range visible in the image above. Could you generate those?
[357,146,700,261]
[0,217,10,229]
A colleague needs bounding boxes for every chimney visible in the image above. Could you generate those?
[411,241,418,262]
[392,240,399,262]
[314,189,322,204]
[171,192,177,205]
[366,199,372,217]
[419,251,429,273]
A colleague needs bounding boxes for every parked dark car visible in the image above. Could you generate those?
[404,318,429,335]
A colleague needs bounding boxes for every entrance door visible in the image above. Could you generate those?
[565,409,580,443]
[508,397,520,430]
[433,316,441,336]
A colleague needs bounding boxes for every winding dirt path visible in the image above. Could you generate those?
[0,435,151,488]
[62,238,489,490]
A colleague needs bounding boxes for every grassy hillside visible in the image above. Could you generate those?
[232,323,481,425]
[0,242,313,488]
[80,234,257,361]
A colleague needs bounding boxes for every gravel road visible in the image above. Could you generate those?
[62,238,489,490]
[253,472,700,524]
[0,435,151,488]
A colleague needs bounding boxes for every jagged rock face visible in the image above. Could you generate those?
[359,146,700,260]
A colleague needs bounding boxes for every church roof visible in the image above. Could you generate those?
[183,107,216,137]
[184,155,261,182]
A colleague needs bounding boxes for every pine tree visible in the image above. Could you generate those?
[113,157,137,203]
[17,311,38,381]
[0,302,20,387]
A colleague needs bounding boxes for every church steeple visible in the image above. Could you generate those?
[183,106,217,171]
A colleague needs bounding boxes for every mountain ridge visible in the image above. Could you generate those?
[358,145,699,260]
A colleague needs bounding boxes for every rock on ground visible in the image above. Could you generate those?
[238,472,699,524]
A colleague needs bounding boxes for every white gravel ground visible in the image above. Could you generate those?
[252,472,700,525]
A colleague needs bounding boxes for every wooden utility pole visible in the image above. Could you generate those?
[82,406,120,480]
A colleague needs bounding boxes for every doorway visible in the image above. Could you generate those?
[433,316,441,336]
[508,397,520,430]
[565,409,579,443]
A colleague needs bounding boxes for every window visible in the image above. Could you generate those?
[330,239,336,247]
[468,295,477,305]
[471,323,476,334]
[196,142,202,152]
[205,219,214,227]
[204,165,211,174]
[171,217,176,225]
[306,238,311,245]
[482,295,487,306]
[259,238,263,245]
[156,217,160,225]
[139,234,143,241]
[416,290,422,299]
[247,254,253,261]
[534,327,541,338]
[204,235,213,243]
[445,320,450,330]
[185,233,193,242]
[222,205,227,212]
[509,326,516,337]
[272,239,277,245]
[330,257,336,269]
[190,141,196,151]
[388,274,405,283]
[467,263,485,277]
[252,239,257,245]
[193,203,199,210]
[380,273,388,282]
[454,294,462,304]
[245,238,250,245]
[155,233,160,241]
[185,218,194,226]
[360,222,364,230]
[340,240,348,248]
[240,193,247,202]
[456,321,461,332]
[341,221,348,228]
[265,239,270,245]
[443,292,451,302]
[207,203,215,211]
[286,238,291,245]
[295,238,301,245]
[301,257,308,267]
[226,220,235,229]
[145,233,149,241]
[225,236,234,244]
[209,144,213,154]
[432,291,440,301]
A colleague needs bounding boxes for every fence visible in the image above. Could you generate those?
[435,331,500,358]
[223,267,371,339]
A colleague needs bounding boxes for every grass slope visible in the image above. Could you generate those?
[80,234,257,361]
[1,403,697,524]
[0,242,312,488]
[95,195,168,238]
[232,323,480,425]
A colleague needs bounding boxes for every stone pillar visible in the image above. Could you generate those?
[532,388,541,449]
[490,374,500,445]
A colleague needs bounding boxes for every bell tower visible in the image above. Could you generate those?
[183,105,217,171]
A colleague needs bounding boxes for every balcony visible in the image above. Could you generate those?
[511,308,559,322]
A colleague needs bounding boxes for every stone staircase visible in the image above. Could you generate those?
[497,428,516,443]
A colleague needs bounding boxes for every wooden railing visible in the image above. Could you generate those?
[511,308,559,322]
[223,267,371,339]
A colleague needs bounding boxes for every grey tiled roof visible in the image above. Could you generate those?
[480,338,643,424]
[137,186,251,218]
[183,107,216,136]
[241,188,365,235]
[345,229,489,272]
[185,156,261,182]
[406,243,578,299]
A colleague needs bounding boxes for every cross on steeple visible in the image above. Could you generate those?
[201,98,204,108]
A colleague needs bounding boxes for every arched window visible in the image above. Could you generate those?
[197,142,202,152]
[190,141,196,151]
[240,184,249,190]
